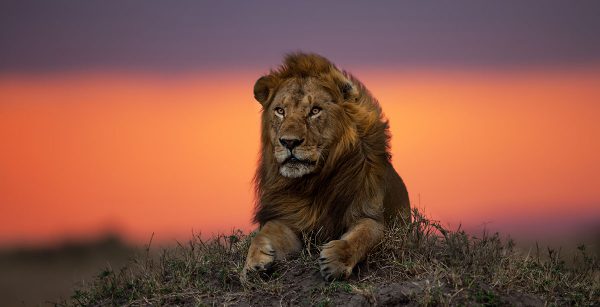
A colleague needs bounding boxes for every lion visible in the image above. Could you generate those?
[243,53,410,281]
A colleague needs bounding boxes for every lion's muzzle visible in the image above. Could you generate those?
[276,147,318,178]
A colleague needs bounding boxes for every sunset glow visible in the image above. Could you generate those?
[1,68,599,246]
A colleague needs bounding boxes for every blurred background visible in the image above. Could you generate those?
[1,0,599,305]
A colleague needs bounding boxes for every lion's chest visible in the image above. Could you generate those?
[275,194,350,240]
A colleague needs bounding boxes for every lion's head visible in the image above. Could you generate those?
[253,53,364,179]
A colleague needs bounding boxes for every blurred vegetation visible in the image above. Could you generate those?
[0,235,133,306]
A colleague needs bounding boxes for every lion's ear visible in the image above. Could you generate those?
[339,82,358,101]
[332,70,359,101]
[253,75,278,106]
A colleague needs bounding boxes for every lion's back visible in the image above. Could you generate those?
[383,162,411,226]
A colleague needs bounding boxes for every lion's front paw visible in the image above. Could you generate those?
[243,236,276,274]
[318,239,353,281]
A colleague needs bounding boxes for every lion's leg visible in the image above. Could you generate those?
[318,218,384,281]
[243,220,301,274]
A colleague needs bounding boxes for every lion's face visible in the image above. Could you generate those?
[267,78,341,178]
[254,54,360,179]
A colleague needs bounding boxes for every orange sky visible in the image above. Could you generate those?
[1,69,599,246]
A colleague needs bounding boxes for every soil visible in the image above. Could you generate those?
[205,263,545,306]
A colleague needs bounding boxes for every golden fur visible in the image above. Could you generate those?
[244,53,410,280]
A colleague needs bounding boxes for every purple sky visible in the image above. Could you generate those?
[1,0,600,73]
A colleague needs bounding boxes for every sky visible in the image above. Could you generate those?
[3,1,600,72]
[1,1,599,247]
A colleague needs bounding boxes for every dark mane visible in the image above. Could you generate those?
[273,52,336,78]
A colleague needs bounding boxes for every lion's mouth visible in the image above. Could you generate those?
[283,156,316,166]
[279,154,317,178]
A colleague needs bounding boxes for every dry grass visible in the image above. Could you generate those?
[63,209,599,306]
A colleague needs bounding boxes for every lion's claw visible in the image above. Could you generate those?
[318,239,353,281]
[244,238,275,274]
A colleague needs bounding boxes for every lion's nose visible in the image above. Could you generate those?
[279,138,304,150]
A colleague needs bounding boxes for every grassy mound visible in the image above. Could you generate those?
[65,210,598,306]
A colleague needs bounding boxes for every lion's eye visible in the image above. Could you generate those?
[310,107,321,116]
[274,107,285,116]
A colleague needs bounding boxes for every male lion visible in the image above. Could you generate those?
[244,53,410,281]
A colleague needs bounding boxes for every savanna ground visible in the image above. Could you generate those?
[61,210,598,306]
